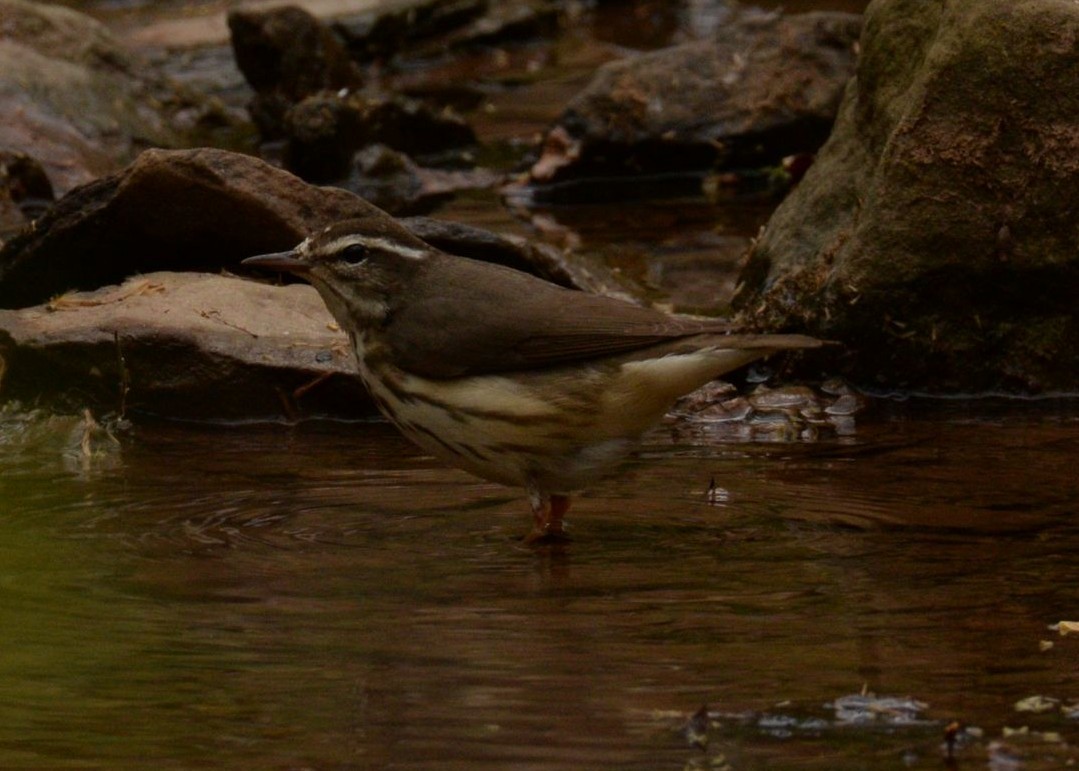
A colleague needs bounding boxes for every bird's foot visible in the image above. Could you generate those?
[525,490,571,546]
[522,524,572,546]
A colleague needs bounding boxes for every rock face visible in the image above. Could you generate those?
[0,0,224,196]
[0,272,365,420]
[734,0,1079,393]
[526,11,861,194]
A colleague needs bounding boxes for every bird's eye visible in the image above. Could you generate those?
[340,243,368,265]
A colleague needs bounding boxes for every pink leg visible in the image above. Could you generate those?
[525,487,572,544]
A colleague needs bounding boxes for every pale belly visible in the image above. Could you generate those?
[349,332,753,493]
[355,356,644,493]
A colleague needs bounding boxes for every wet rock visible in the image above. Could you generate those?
[281,91,367,182]
[0,148,626,309]
[0,151,55,235]
[0,272,366,421]
[227,5,363,138]
[828,694,929,725]
[0,151,55,237]
[670,380,863,440]
[283,90,477,182]
[823,392,864,417]
[398,216,636,299]
[435,0,560,51]
[0,148,385,309]
[0,0,225,196]
[734,0,1079,393]
[344,144,499,216]
[0,189,20,239]
[225,4,479,181]
[522,11,860,199]
[333,0,558,61]
[357,95,477,158]
[332,0,489,61]
[747,384,817,411]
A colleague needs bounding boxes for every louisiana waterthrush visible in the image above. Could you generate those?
[243,216,823,542]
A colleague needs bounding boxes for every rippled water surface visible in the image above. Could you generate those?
[2,402,1078,769]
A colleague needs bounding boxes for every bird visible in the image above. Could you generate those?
[242,215,824,543]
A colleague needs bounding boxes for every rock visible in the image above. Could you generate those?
[227,5,363,139]
[357,95,477,158]
[0,148,384,309]
[0,147,627,309]
[226,5,478,180]
[0,190,20,239]
[733,0,1079,393]
[0,151,54,237]
[332,0,558,61]
[399,216,636,299]
[332,0,488,61]
[0,272,367,421]
[667,379,861,443]
[283,91,477,182]
[344,145,499,216]
[434,0,560,51]
[523,11,861,199]
[280,91,367,182]
[0,0,231,196]
[0,151,54,200]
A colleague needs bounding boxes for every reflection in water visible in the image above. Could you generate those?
[1,403,1077,769]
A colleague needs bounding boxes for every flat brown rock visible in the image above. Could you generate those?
[0,272,369,420]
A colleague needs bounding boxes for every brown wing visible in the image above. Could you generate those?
[384,254,741,378]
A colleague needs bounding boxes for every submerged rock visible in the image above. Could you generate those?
[522,11,861,199]
[734,0,1079,393]
[0,272,365,420]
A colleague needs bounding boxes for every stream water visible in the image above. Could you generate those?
[3,0,1078,768]
[2,403,1078,769]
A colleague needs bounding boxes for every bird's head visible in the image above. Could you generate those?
[243,216,434,328]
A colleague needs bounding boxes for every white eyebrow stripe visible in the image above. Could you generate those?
[322,234,430,261]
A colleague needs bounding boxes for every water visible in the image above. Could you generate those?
[1,403,1077,769]
[7,0,1078,767]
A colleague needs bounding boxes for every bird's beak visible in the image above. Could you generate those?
[241,250,311,275]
